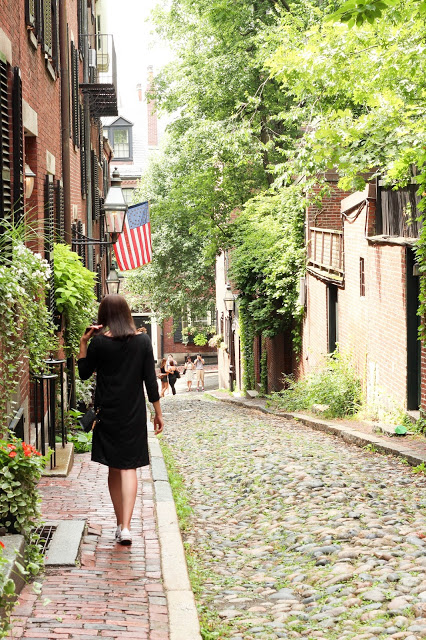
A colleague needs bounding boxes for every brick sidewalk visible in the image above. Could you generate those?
[9,454,169,640]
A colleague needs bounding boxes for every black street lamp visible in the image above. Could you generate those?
[72,167,128,247]
[106,262,124,295]
[223,284,236,391]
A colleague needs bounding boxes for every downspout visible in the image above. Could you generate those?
[59,0,71,243]
[82,3,93,268]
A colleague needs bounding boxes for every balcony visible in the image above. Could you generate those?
[307,227,344,283]
[80,34,117,117]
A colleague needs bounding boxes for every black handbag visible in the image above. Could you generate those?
[175,369,181,379]
[79,407,100,433]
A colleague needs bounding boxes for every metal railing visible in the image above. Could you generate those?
[80,34,118,117]
[307,227,344,280]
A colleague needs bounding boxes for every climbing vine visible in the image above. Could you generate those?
[0,227,57,428]
[239,300,256,392]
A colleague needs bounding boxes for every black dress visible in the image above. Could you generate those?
[77,333,160,469]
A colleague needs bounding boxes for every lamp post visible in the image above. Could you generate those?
[24,163,36,199]
[223,284,236,391]
[103,167,128,244]
[106,262,124,295]
[71,167,128,247]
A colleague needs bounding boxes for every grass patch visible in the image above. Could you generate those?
[268,349,362,419]
[158,435,193,531]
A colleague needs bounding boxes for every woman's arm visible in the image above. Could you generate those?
[77,327,100,380]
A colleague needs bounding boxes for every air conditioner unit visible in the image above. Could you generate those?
[89,48,97,68]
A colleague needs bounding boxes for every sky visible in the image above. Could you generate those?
[104,0,173,106]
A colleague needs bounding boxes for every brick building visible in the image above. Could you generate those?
[0,0,119,439]
[301,177,422,416]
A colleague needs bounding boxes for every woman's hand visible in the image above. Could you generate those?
[78,325,102,359]
[153,414,164,435]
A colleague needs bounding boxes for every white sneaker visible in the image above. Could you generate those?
[119,527,132,545]
[115,525,122,542]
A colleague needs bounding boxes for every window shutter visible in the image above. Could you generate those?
[12,67,24,223]
[96,263,102,301]
[77,220,86,267]
[34,0,42,42]
[25,0,36,28]
[45,175,56,320]
[174,319,183,343]
[100,213,105,257]
[51,0,59,71]
[71,42,79,147]
[77,0,83,52]
[43,0,53,57]
[98,120,103,160]
[56,179,64,240]
[91,150,100,221]
[0,60,12,233]
[80,104,87,196]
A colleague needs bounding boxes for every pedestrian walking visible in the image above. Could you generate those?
[195,353,205,391]
[158,357,169,397]
[78,294,164,546]
[167,360,180,396]
[184,355,195,391]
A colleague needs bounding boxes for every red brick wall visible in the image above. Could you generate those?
[307,181,352,232]
[302,190,411,412]
[162,318,216,363]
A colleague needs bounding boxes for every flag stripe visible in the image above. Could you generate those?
[113,202,152,271]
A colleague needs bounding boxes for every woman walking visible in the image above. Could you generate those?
[159,357,169,397]
[167,360,179,396]
[184,356,194,391]
[78,294,164,546]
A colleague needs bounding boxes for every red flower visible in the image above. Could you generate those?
[0,541,4,549]
[7,444,17,450]
[8,451,17,458]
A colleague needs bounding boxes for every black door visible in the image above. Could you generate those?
[328,284,338,353]
[406,248,421,410]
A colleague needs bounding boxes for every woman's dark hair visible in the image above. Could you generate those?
[97,294,136,339]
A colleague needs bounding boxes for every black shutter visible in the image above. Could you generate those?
[96,263,102,301]
[35,0,43,42]
[0,60,12,235]
[100,213,105,257]
[77,220,86,267]
[174,319,183,343]
[98,120,103,159]
[12,68,24,223]
[80,104,87,196]
[77,0,83,52]
[71,42,79,147]
[51,0,59,71]
[56,179,64,240]
[45,175,56,320]
[91,150,100,220]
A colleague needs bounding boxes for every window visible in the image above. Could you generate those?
[112,128,130,158]
[360,257,365,297]
[104,118,133,160]
[122,188,135,205]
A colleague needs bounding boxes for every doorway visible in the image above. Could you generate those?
[327,284,338,354]
[406,248,420,410]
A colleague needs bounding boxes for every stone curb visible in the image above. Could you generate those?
[0,534,25,612]
[208,393,426,467]
[148,424,202,640]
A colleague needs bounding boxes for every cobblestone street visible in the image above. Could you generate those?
[161,394,426,640]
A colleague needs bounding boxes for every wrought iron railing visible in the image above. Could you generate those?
[307,227,344,281]
[79,34,117,117]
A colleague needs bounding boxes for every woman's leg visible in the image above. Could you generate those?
[170,379,176,395]
[120,468,138,530]
[108,467,123,526]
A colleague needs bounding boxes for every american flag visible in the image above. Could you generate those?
[113,202,152,271]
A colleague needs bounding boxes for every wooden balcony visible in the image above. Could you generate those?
[307,227,344,283]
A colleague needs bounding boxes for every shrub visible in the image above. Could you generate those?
[0,437,47,537]
[268,350,362,418]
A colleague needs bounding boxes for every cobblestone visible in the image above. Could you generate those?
[162,394,426,640]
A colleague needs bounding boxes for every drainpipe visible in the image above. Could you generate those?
[59,0,71,244]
